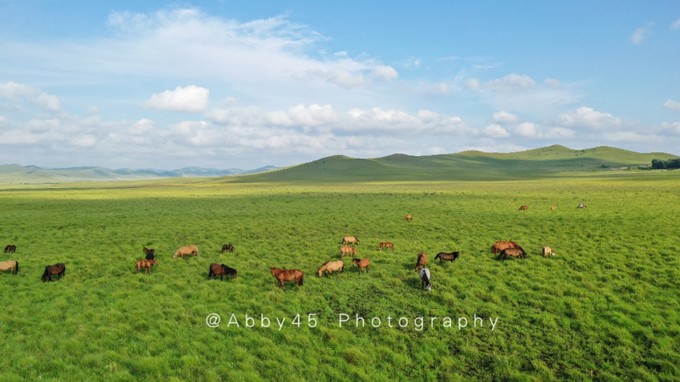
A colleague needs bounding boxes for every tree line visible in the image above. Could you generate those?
[651,158,680,169]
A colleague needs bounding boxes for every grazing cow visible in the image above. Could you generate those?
[174,245,199,259]
[518,205,529,210]
[208,263,237,280]
[577,203,586,209]
[378,241,394,251]
[420,267,432,291]
[136,259,158,274]
[434,251,459,263]
[341,236,360,245]
[541,246,555,257]
[404,214,413,222]
[271,268,304,288]
[497,247,527,261]
[41,263,66,282]
[352,257,370,273]
[317,260,344,277]
[0,260,19,274]
[340,245,357,257]
[490,240,522,255]
[220,243,234,253]
[415,252,427,271]
[4,244,16,253]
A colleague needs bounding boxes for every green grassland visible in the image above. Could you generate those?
[1,171,679,381]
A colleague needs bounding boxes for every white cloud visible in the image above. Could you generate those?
[0,81,60,112]
[416,109,440,122]
[661,121,680,134]
[131,118,155,134]
[559,107,621,128]
[464,78,480,91]
[543,78,562,89]
[483,124,510,138]
[514,122,539,137]
[310,68,366,88]
[671,18,680,30]
[483,73,536,93]
[0,81,35,98]
[371,65,398,81]
[73,135,97,147]
[492,111,519,124]
[416,81,453,96]
[664,99,680,111]
[631,27,650,45]
[145,85,209,112]
[512,122,574,139]
[268,104,336,128]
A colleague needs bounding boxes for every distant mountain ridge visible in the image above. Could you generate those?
[235,145,679,182]
[2,145,677,184]
[0,164,278,184]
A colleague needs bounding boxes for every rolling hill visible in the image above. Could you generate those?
[2,145,676,184]
[0,164,278,184]
[233,145,678,182]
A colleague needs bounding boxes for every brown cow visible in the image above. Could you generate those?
[490,240,521,255]
[340,245,357,257]
[378,241,394,251]
[518,205,529,210]
[497,247,527,261]
[404,214,413,222]
[352,257,370,273]
[136,258,158,274]
[415,252,427,271]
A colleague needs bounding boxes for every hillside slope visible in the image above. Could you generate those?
[233,145,678,182]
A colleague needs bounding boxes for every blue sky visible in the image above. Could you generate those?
[1,1,679,169]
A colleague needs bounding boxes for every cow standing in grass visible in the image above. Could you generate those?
[342,236,360,245]
[541,246,556,257]
[415,252,427,271]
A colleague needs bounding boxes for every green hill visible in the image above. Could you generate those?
[233,145,678,182]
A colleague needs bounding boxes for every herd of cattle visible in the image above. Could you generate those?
[1,212,557,290]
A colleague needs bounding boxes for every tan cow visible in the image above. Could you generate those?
[317,260,345,277]
[341,236,360,245]
[340,245,357,257]
[541,246,555,257]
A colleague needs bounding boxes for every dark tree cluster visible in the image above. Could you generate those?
[651,158,680,169]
